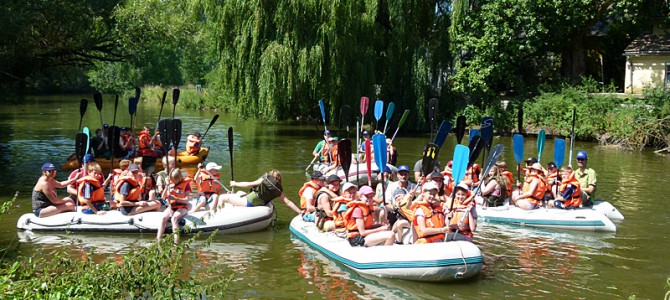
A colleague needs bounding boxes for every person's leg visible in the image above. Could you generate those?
[156,208,173,240]
[171,208,188,243]
[191,195,207,212]
[218,193,248,207]
[364,231,395,247]
[515,199,536,210]
[209,194,219,211]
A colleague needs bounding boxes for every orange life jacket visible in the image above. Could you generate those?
[559,171,581,207]
[76,175,106,204]
[298,181,320,210]
[411,200,446,243]
[332,197,352,229]
[114,176,144,201]
[169,178,192,210]
[546,169,558,186]
[153,131,163,149]
[314,188,339,219]
[137,131,152,150]
[186,135,202,156]
[344,201,374,239]
[523,173,546,205]
[448,204,474,238]
[195,170,222,195]
[122,135,135,149]
[324,145,339,165]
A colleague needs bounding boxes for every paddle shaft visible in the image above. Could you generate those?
[569,107,576,166]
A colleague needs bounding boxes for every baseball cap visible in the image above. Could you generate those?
[362,130,370,136]
[120,127,127,131]
[430,171,444,179]
[455,182,470,192]
[577,150,588,159]
[525,157,538,163]
[383,166,392,174]
[422,181,439,191]
[128,164,140,172]
[41,162,57,171]
[359,185,374,195]
[393,189,407,198]
[324,130,331,135]
[83,154,95,163]
[530,162,543,171]
[310,171,326,180]
[326,174,341,183]
[341,182,357,192]
[205,162,222,171]
[103,124,109,129]
[398,165,410,173]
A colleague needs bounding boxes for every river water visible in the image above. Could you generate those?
[1,95,669,299]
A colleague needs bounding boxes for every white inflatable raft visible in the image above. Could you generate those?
[289,216,483,282]
[476,202,617,232]
[17,201,275,234]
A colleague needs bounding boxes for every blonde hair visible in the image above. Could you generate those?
[119,159,131,168]
[268,169,282,184]
[162,156,175,167]
[87,162,102,175]
[560,166,573,172]
[133,157,143,165]
[170,168,183,182]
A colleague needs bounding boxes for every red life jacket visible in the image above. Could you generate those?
[464,164,481,183]
[76,175,106,204]
[169,178,192,210]
[298,181,320,210]
[411,200,446,243]
[502,171,515,194]
[195,170,222,195]
[344,201,374,239]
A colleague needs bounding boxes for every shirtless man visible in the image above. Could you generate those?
[32,163,76,218]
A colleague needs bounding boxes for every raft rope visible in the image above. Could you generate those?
[455,241,469,278]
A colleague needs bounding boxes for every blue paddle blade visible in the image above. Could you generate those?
[513,134,524,165]
[385,102,395,120]
[537,129,546,163]
[83,127,91,155]
[468,129,480,144]
[319,99,326,122]
[481,116,493,147]
[372,133,387,171]
[554,138,566,168]
[374,100,384,121]
[433,120,453,148]
[452,145,470,184]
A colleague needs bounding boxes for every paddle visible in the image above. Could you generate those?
[358,97,369,180]
[469,128,480,144]
[517,102,524,134]
[472,144,505,196]
[433,120,453,149]
[421,143,440,177]
[365,139,372,186]
[338,139,352,182]
[93,93,104,137]
[468,135,485,168]
[383,102,395,134]
[135,86,141,101]
[360,96,369,129]
[390,109,410,142]
[568,107,576,166]
[554,138,566,169]
[446,144,470,241]
[338,105,352,139]
[201,114,219,142]
[374,100,383,132]
[456,116,466,144]
[172,88,180,119]
[537,129,546,163]
[75,132,87,166]
[372,134,387,204]
[158,118,174,196]
[83,127,91,156]
[78,99,88,131]
[480,116,494,165]
[171,119,182,153]
[129,97,138,134]
[428,98,438,141]
[107,95,119,173]
[156,91,167,125]
[513,134,525,188]
[228,127,234,188]
[319,99,327,132]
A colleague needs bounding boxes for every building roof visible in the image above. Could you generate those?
[624,35,670,56]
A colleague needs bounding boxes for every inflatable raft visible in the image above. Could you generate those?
[289,216,483,282]
[312,163,397,185]
[17,200,274,234]
[61,148,210,171]
[476,201,618,232]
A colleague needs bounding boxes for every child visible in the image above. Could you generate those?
[157,168,191,243]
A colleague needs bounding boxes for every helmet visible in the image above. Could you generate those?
[576,150,588,160]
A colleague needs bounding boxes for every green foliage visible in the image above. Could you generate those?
[460,100,516,134]
[0,233,232,299]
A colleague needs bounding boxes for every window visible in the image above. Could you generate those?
[665,62,670,89]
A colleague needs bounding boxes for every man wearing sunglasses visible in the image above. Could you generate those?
[32,163,76,218]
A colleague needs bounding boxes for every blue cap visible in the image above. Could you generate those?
[324,130,331,135]
[362,130,370,136]
[41,162,57,171]
[83,154,95,163]
[383,166,392,173]
[577,150,588,159]
[120,127,127,131]
[103,124,109,128]
[398,165,410,173]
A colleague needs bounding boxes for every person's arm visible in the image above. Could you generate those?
[279,193,302,214]
[481,179,497,196]
[318,194,334,217]
[517,180,538,200]
[303,189,316,213]
[230,177,263,189]
[42,184,69,205]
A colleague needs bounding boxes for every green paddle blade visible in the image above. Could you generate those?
[537,129,546,163]
[83,127,91,155]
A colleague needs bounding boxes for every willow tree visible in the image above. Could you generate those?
[204,0,451,129]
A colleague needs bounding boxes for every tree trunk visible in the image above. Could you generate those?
[561,34,587,83]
